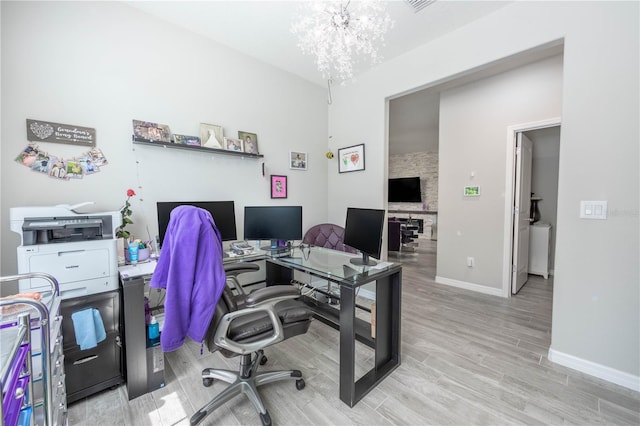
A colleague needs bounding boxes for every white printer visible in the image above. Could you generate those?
[10,202,121,299]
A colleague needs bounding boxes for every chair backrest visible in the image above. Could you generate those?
[302,223,357,253]
[204,284,236,354]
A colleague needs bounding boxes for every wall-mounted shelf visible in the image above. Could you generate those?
[132,137,264,159]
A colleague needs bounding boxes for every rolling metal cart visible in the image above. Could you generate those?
[1,273,66,426]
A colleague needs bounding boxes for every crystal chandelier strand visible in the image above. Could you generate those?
[291,0,393,83]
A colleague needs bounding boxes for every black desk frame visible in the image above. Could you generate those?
[266,256,402,407]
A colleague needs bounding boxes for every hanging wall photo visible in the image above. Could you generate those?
[338,143,365,173]
[270,175,287,199]
[289,151,307,170]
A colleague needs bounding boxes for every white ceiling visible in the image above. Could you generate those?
[125,1,512,87]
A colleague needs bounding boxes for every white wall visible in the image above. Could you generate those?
[437,55,563,291]
[1,2,328,281]
[329,1,639,384]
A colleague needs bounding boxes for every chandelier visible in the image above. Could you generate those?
[291,1,393,83]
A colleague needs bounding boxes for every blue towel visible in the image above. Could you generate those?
[71,308,106,350]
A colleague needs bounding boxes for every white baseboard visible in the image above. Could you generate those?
[435,276,505,297]
[548,348,640,392]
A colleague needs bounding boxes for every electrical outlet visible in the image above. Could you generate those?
[467,257,475,267]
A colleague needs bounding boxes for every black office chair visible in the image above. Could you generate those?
[190,275,312,426]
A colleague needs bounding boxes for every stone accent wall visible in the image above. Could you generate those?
[389,150,438,212]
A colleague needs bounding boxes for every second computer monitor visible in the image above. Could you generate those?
[343,207,386,266]
[244,206,302,251]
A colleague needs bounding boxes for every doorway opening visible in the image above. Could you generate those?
[503,118,561,297]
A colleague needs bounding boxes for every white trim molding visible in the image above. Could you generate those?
[435,276,504,298]
[548,348,640,392]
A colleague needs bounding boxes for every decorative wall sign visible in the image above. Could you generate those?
[338,143,365,173]
[26,119,96,146]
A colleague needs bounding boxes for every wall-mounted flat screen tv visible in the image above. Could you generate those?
[388,177,422,202]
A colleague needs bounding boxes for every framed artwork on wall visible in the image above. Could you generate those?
[270,175,287,198]
[338,143,365,173]
[289,151,307,170]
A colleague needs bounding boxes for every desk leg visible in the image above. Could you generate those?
[121,276,149,400]
[339,285,356,406]
[376,272,402,368]
[339,270,402,407]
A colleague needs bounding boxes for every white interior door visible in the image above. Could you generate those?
[512,132,533,294]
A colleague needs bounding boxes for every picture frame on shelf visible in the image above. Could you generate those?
[200,123,224,149]
[338,143,365,173]
[289,151,307,170]
[173,134,201,146]
[224,137,243,152]
[132,119,172,143]
[270,175,287,199]
[238,131,258,154]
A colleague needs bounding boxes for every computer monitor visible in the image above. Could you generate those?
[157,201,237,247]
[244,206,302,251]
[343,207,386,266]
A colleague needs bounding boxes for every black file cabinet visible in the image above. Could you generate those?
[60,289,124,403]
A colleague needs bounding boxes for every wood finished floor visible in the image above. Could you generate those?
[68,240,640,425]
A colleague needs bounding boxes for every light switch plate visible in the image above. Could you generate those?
[580,201,608,220]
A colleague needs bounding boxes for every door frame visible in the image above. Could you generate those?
[501,117,561,298]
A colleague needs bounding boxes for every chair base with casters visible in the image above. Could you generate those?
[190,285,312,426]
[191,349,305,426]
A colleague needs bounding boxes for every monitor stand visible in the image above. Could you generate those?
[260,239,289,253]
[350,253,377,266]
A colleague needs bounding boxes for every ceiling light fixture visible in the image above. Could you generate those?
[291,0,393,85]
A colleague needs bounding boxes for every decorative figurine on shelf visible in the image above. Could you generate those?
[530,193,542,224]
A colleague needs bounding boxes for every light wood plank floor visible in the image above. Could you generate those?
[68,240,639,425]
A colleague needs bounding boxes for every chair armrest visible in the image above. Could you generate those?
[243,285,300,307]
[224,262,261,296]
[213,286,302,355]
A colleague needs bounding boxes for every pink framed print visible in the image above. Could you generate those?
[270,175,287,198]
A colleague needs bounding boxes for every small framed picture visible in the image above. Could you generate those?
[173,134,201,146]
[238,131,258,154]
[338,143,365,173]
[132,119,171,143]
[224,137,243,152]
[270,175,287,199]
[200,123,224,149]
[290,151,307,170]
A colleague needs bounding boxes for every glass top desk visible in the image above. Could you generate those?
[266,246,402,407]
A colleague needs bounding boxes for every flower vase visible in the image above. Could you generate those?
[117,238,126,266]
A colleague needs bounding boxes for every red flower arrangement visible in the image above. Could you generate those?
[115,188,136,239]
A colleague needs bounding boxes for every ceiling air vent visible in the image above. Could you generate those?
[404,0,437,13]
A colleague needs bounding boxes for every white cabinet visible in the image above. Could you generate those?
[529,222,552,279]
